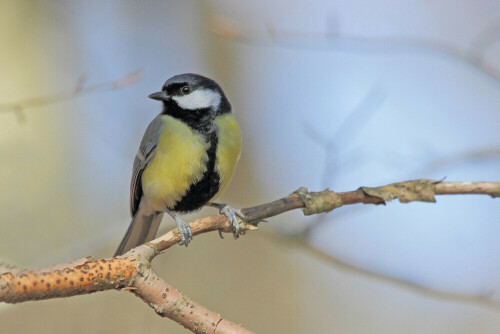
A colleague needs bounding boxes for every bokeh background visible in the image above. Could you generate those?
[1,1,500,333]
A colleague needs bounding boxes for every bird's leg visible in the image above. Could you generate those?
[165,208,192,246]
[207,203,245,239]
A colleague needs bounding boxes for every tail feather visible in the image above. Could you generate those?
[114,211,164,256]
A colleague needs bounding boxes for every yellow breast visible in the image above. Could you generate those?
[142,115,210,211]
[213,113,242,199]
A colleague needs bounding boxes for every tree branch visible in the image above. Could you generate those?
[209,15,500,86]
[258,231,500,309]
[0,179,498,332]
[0,253,252,334]
[0,69,142,123]
[133,267,252,334]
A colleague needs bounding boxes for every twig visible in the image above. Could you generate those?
[414,147,500,175]
[0,69,142,123]
[0,179,498,332]
[209,16,500,85]
[258,231,499,309]
[301,86,387,236]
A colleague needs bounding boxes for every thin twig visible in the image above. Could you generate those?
[301,86,387,236]
[209,16,500,85]
[0,69,143,123]
[257,231,500,309]
[414,147,500,175]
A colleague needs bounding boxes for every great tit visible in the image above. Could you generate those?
[114,73,242,256]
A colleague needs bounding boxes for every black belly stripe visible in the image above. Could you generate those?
[172,131,220,213]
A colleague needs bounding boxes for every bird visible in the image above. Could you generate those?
[114,73,243,256]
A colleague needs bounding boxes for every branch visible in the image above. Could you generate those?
[0,69,143,123]
[258,231,500,309]
[0,179,498,332]
[209,15,500,86]
[0,254,252,334]
[414,147,500,175]
[143,179,499,257]
[133,267,251,333]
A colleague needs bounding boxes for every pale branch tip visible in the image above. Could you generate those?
[359,178,438,203]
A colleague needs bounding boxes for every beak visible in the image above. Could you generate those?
[148,91,170,101]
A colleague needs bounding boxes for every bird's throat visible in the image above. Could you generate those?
[162,101,214,133]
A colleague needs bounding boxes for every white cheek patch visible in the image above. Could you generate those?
[172,89,221,110]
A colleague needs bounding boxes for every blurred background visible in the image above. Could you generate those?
[1,1,500,333]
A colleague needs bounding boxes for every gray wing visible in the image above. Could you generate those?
[130,114,164,217]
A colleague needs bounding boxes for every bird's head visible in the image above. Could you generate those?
[149,74,231,132]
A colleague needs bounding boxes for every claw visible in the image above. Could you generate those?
[220,205,245,238]
[174,216,192,246]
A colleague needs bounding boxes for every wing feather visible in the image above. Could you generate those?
[129,114,164,216]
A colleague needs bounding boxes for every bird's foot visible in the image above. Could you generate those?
[218,205,245,239]
[174,216,192,246]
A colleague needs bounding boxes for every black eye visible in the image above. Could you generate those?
[181,86,191,95]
